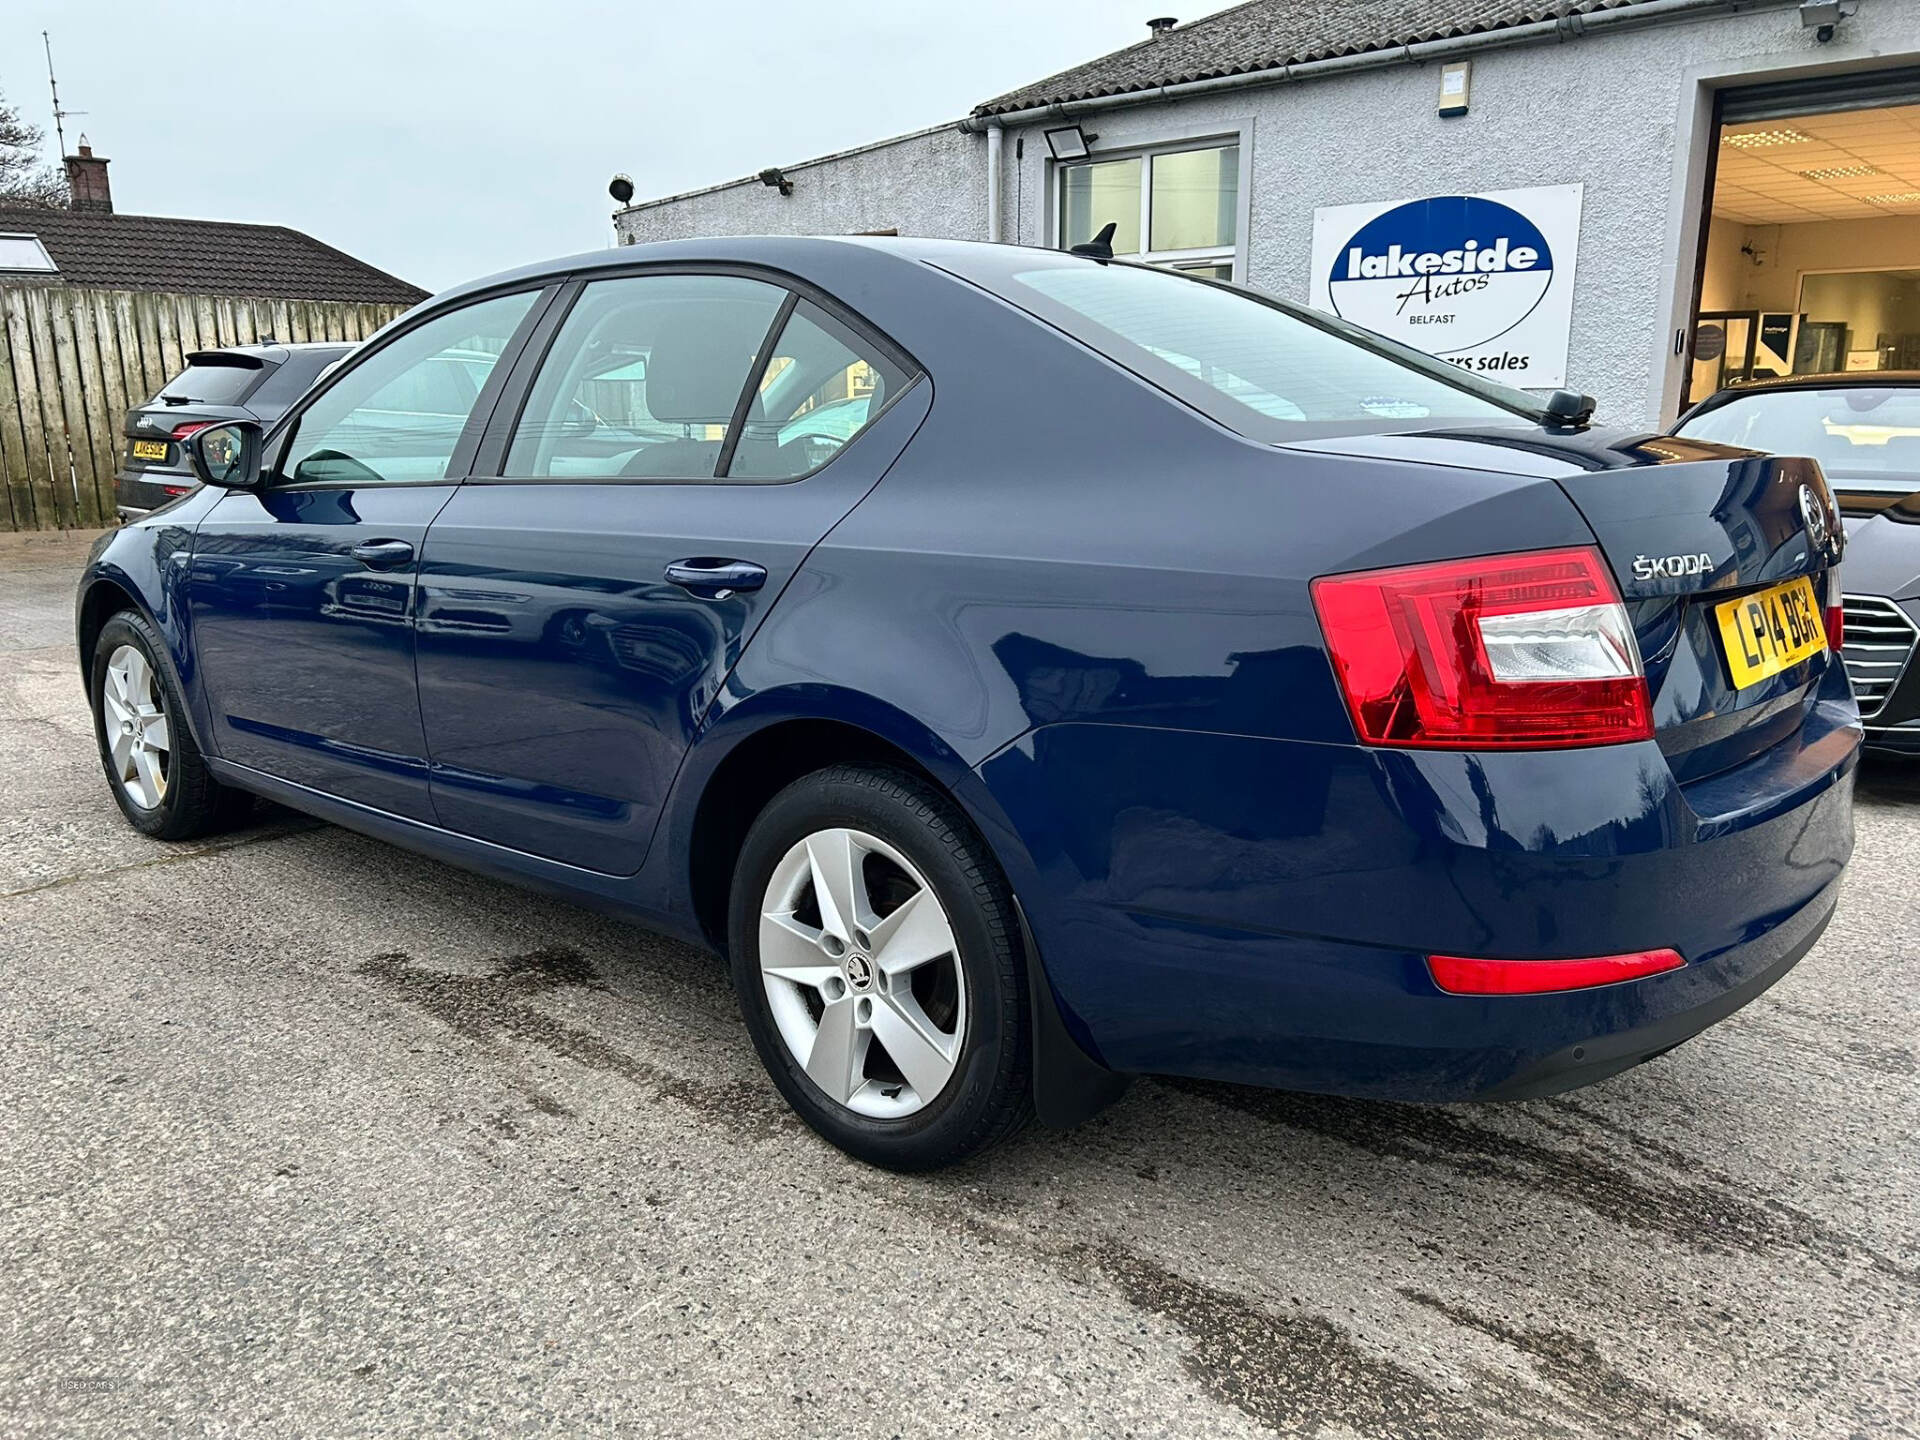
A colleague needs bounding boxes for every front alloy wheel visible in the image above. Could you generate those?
[101,643,171,810]
[91,609,251,840]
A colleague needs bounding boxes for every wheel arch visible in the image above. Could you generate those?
[75,560,214,761]
[673,691,1128,1129]
[76,574,145,673]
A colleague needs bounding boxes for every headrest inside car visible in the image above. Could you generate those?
[646,308,769,426]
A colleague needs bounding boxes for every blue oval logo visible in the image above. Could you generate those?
[1327,196,1554,351]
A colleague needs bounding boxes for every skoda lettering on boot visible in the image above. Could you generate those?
[1632,551,1715,582]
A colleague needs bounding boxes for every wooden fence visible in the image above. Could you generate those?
[0,285,411,533]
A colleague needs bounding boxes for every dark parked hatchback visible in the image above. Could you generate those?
[1674,373,1920,754]
[117,343,353,519]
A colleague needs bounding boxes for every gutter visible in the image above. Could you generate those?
[956,0,1794,131]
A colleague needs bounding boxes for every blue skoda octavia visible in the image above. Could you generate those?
[78,238,1858,1170]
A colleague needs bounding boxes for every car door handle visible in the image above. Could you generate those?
[350,539,415,570]
[664,559,767,596]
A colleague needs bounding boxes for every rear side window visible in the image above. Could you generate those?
[155,358,262,408]
[505,274,789,480]
[967,257,1541,441]
[728,301,911,480]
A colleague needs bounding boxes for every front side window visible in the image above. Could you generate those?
[952,252,1540,442]
[1060,142,1238,279]
[505,273,788,480]
[727,301,911,480]
[280,291,536,486]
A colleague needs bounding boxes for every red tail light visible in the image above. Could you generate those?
[169,420,215,441]
[1311,546,1653,750]
[1428,948,1685,995]
[1824,569,1845,653]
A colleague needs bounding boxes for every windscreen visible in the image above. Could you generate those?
[154,358,262,407]
[1676,386,1920,481]
[971,257,1543,441]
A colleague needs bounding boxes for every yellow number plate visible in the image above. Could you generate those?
[131,439,169,461]
[1715,576,1826,689]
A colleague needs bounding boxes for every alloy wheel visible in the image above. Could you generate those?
[102,643,171,810]
[758,826,967,1118]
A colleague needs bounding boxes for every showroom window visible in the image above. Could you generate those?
[1057,141,1240,279]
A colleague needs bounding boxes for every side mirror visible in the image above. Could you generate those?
[186,421,263,489]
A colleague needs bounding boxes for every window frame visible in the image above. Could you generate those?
[263,282,560,491]
[1052,133,1248,281]
[474,262,925,487]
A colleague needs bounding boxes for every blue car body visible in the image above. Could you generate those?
[78,236,1859,1121]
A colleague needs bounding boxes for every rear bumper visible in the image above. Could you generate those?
[980,677,1859,1102]
[116,468,197,521]
[1479,878,1835,1099]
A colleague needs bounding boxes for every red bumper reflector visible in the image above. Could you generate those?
[1427,948,1685,995]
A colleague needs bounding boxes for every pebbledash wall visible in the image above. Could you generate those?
[617,0,1920,429]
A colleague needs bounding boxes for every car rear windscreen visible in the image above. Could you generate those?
[153,358,264,408]
[950,254,1544,442]
[1676,386,1920,480]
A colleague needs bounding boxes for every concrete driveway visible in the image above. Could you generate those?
[3,531,1916,1439]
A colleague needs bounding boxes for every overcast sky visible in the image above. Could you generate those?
[2,2,1235,293]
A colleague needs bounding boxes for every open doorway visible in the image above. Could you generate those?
[1685,71,1920,408]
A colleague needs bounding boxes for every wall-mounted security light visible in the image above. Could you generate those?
[1798,0,1857,42]
[608,174,635,205]
[758,167,795,196]
[1438,60,1471,117]
[1043,124,1095,161]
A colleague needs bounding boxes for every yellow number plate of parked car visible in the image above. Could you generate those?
[1715,576,1825,689]
[131,439,168,461]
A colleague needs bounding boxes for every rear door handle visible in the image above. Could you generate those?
[664,559,767,597]
[351,538,415,570]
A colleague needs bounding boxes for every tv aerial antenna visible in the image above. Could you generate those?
[43,32,86,159]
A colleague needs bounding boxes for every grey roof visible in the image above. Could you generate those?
[0,204,428,305]
[975,0,1671,115]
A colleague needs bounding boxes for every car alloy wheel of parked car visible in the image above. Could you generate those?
[102,643,170,810]
[728,766,1030,1172]
[88,612,252,841]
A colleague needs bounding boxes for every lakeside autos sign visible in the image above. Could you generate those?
[1310,184,1583,389]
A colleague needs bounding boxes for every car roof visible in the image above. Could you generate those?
[182,340,356,364]
[1711,371,1920,396]
[424,234,1031,310]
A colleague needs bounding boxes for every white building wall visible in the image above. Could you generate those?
[616,124,986,245]
[617,1,1920,427]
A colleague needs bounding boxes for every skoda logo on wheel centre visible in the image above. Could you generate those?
[843,952,875,992]
[1326,195,1554,352]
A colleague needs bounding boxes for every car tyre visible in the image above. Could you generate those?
[91,610,251,840]
[728,764,1033,1171]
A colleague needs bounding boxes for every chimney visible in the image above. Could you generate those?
[1147,16,1178,37]
[65,138,112,215]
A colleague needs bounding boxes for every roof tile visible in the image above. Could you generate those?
[975,0,1669,115]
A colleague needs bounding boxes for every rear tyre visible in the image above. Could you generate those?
[728,764,1033,1171]
[91,611,251,840]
